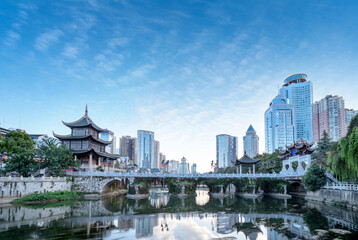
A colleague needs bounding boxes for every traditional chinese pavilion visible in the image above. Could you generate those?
[279,141,315,175]
[53,106,117,171]
[232,152,261,175]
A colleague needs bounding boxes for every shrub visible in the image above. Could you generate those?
[12,191,79,203]
[302,164,326,191]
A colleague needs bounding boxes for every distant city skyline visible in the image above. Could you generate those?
[2,1,358,172]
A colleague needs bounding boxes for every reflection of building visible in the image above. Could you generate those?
[216,134,238,168]
[216,213,237,234]
[135,216,158,238]
[243,125,259,158]
[265,94,296,153]
[100,130,117,154]
[120,136,137,163]
[53,106,117,168]
[191,163,197,174]
[280,73,313,142]
[168,160,179,173]
[177,156,190,174]
[312,95,346,142]
[137,130,154,169]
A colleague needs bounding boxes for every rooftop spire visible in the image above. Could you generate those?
[85,104,88,116]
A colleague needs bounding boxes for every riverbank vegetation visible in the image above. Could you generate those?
[0,131,79,176]
[12,191,80,204]
[165,178,197,195]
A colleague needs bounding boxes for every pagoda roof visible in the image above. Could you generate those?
[53,132,112,145]
[232,153,261,165]
[62,105,107,132]
[279,141,316,160]
[73,148,118,159]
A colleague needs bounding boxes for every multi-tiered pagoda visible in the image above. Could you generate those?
[279,141,315,175]
[53,106,117,170]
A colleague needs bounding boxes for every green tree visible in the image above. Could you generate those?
[3,131,35,153]
[312,130,331,167]
[302,164,326,191]
[38,138,79,175]
[2,131,36,176]
[255,151,282,174]
[347,114,358,136]
[327,126,358,182]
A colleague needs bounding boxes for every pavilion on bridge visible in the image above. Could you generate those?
[232,152,261,175]
[53,105,118,171]
[279,141,315,175]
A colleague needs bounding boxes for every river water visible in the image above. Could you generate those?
[0,190,357,240]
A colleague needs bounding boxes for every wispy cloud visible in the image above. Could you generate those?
[3,31,21,46]
[35,29,64,51]
[62,45,79,58]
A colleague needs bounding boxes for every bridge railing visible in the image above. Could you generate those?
[323,182,358,191]
[0,176,67,181]
[65,171,302,179]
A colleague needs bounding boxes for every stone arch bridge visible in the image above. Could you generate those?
[70,171,304,194]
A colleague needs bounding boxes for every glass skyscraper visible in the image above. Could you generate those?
[280,73,313,142]
[243,125,259,158]
[216,134,238,168]
[265,94,296,153]
[137,130,154,169]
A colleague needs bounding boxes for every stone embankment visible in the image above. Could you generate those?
[306,189,358,210]
[0,177,72,203]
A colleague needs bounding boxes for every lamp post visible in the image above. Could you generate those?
[0,149,8,177]
[34,152,45,173]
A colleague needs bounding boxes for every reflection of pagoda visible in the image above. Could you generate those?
[53,106,117,170]
[279,141,315,175]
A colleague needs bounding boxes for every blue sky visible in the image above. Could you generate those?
[1,0,358,172]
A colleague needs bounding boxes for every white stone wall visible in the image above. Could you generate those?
[0,177,72,198]
[280,154,311,176]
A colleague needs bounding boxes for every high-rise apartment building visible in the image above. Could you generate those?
[216,134,238,168]
[312,95,346,142]
[167,160,179,173]
[119,136,137,163]
[100,130,116,154]
[265,94,296,153]
[345,109,358,132]
[153,140,160,169]
[178,156,190,174]
[191,163,197,174]
[243,125,259,158]
[280,73,313,142]
[137,130,154,169]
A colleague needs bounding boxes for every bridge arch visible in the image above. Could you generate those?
[101,178,128,194]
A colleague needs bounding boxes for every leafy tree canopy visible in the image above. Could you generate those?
[3,131,35,153]
[302,164,326,191]
[38,138,79,175]
[347,114,358,136]
[312,131,332,168]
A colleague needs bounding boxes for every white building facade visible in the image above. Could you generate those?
[280,73,313,142]
[265,94,296,153]
[177,156,190,174]
[216,134,238,168]
[137,130,154,169]
[243,125,259,158]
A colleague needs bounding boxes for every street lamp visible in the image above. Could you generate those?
[0,149,7,177]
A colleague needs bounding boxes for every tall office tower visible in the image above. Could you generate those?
[312,95,346,142]
[265,94,296,153]
[100,130,116,154]
[177,156,190,174]
[153,140,160,169]
[345,109,358,132]
[159,153,166,168]
[216,134,238,168]
[280,73,313,142]
[243,125,259,158]
[137,130,154,169]
[168,160,179,173]
[120,136,137,163]
[191,163,197,174]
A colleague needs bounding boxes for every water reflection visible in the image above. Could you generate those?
[0,190,357,240]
